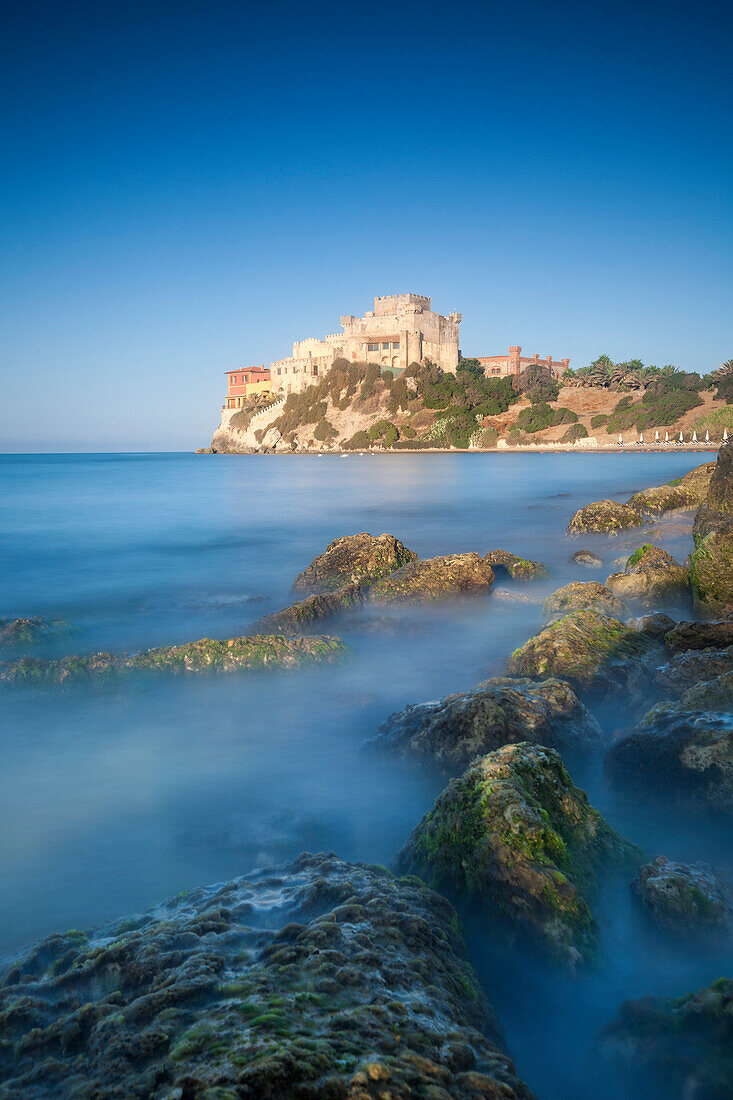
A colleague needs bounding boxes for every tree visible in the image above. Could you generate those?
[714,359,733,380]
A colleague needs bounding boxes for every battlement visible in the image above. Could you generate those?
[373,293,431,316]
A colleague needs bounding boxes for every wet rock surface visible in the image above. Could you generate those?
[664,619,733,653]
[0,634,349,689]
[603,977,733,1100]
[505,610,662,700]
[484,550,548,581]
[626,483,700,516]
[630,856,730,933]
[605,544,690,608]
[0,852,534,1100]
[369,677,603,774]
[0,616,72,651]
[249,584,365,634]
[626,611,676,638]
[369,553,495,605]
[653,645,733,697]
[571,550,603,568]
[690,447,733,613]
[542,581,627,622]
[394,744,641,968]
[566,499,643,536]
[291,533,417,596]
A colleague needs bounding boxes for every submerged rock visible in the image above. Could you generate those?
[605,544,690,608]
[370,677,603,773]
[571,549,603,568]
[394,743,641,967]
[605,699,733,813]
[0,852,534,1100]
[505,610,662,700]
[291,532,417,595]
[249,583,365,634]
[690,446,733,613]
[664,619,733,653]
[603,978,733,1100]
[0,634,349,688]
[566,500,643,536]
[543,581,627,622]
[626,611,676,639]
[626,483,700,516]
[631,856,730,933]
[484,550,548,581]
[653,645,733,697]
[0,617,72,651]
[369,553,495,604]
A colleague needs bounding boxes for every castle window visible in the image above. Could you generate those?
[382,342,390,349]
[392,342,399,349]
[368,343,378,351]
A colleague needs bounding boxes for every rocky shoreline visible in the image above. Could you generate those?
[1,450,731,1098]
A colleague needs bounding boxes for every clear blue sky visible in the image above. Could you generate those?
[1,0,731,451]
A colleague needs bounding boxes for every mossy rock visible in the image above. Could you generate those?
[631,856,730,934]
[653,645,733,698]
[626,484,700,516]
[249,583,365,634]
[0,617,74,652]
[369,553,495,604]
[370,676,603,774]
[543,581,627,622]
[566,499,643,536]
[690,509,733,614]
[394,743,642,968]
[664,620,733,653]
[505,609,662,700]
[605,545,690,608]
[291,532,417,595]
[0,853,533,1099]
[706,444,733,516]
[485,549,549,581]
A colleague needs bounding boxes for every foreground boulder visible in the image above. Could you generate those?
[369,553,495,604]
[291,532,417,595]
[605,544,690,607]
[631,856,730,934]
[690,446,733,613]
[505,610,662,700]
[0,634,349,689]
[0,853,533,1100]
[370,677,603,773]
[664,619,733,653]
[603,978,733,1100]
[543,581,627,622]
[394,744,641,967]
[566,500,643,536]
[605,697,733,813]
[484,550,548,581]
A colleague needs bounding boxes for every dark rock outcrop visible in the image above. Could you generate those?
[505,610,662,700]
[603,978,733,1100]
[0,853,534,1100]
[369,553,495,604]
[566,500,643,536]
[370,676,603,773]
[627,611,676,639]
[394,743,641,967]
[631,856,730,933]
[690,446,733,613]
[484,550,548,581]
[605,544,690,607]
[0,634,349,689]
[664,619,733,653]
[291,533,417,595]
[543,581,627,622]
[653,645,733,697]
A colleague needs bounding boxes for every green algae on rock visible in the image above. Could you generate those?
[605,544,690,608]
[484,549,549,581]
[0,633,349,688]
[370,676,603,774]
[603,977,733,1100]
[566,499,643,536]
[0,852,534,1100]
[291,532,417,595]
[505,609,662,699]
[369,552,495,604]
[394,743,642,968]
[626,484,700,516]
[543,581,627,622]
[690,446,733,614]
[0,616,74,651]
[631,856,730,934]
[249,583,365,634]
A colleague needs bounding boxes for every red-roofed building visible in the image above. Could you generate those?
[223,366,271,409]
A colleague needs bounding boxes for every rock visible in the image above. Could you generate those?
[571,550,603,567]
[626,612,677,638]
[484,550,549,581]
[505,610,662,700]
[543,581,628,622]
[679,460,718,499]
[394,744,641,967]
[369,553,495,604]
[603,978,733,1100]
[0,853,534,1100]
[664,619,733,653]
[626,484,700,516]
[690,448,733,613]
[631,856,730,933]
[605,700,733,813]
[0,634,349,689]
[0,617,72,651]
[707,444,733,515]
[653,645,733,697]
[369,677,603,774]
[605,545,690,608]
[566,500,643,536]
[291,533,417,595]
[249,583,365,634]
[680,670,733,711]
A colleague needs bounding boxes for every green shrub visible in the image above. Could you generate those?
[514,403,578,434]
[342,430,370,450]
[561,423,588,442]
[400,423,417,438]
[590,414,609,428]
[368,419,399,446]
[359,362,382,399]
[313,418,337,442]
[479,427,499,448]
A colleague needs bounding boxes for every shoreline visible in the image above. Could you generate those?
[202,446,721,456]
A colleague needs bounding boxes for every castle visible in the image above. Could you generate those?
[269,293,462,396]
[477,348,570,378]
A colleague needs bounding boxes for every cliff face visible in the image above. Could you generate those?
[211,400,288,453]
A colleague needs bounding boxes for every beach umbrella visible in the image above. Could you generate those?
[706,430,710,443]
[725,428,729,442]
[655,430,660,443]
[618,433,623,445]
[639,433,644,444]
[692,430,698,443]
[665,431,669,443]
[679,431,683,443]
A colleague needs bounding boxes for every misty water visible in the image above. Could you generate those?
[1,450,729,1099]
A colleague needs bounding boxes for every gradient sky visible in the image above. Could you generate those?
[1,0,731,451]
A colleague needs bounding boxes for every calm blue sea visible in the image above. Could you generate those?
[0,450,724,1100]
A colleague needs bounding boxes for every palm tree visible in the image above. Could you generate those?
[624,370,643,390]
[714,359,733,379]
[660,364,681,377]
[626,358,644,373]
